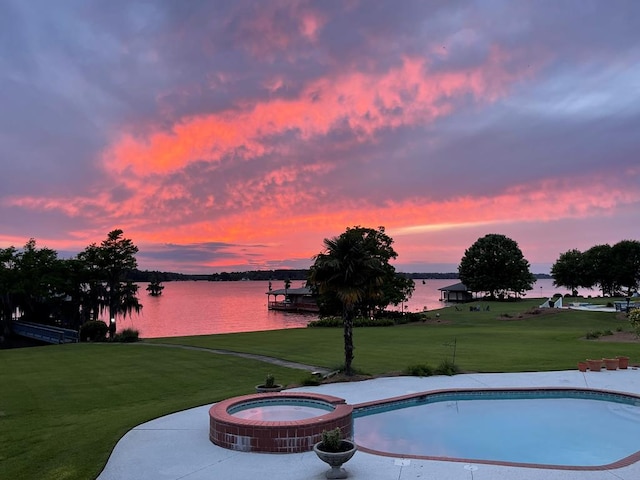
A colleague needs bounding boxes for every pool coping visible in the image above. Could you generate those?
[352,386,640,471]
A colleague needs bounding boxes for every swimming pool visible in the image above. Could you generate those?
[354,388,640,469]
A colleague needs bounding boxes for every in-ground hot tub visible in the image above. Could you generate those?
[209,392,353,453]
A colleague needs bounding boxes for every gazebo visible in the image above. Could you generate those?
[438,282,473,303]
[266,287,319,312]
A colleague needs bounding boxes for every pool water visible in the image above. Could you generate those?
[228,398,334,421]
[354,390,640,467]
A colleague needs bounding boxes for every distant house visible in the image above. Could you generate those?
[266,287,319,313]
[438,282,473,303]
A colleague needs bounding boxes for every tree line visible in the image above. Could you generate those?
[551,240,640,296]
[0,230,141,341]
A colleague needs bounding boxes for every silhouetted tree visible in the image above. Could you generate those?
[78,230,141,337]
[551,249,586,295]
[308,226,401,375]
[611,240,640,296]
[458,234,535,299]
[146,276,164,296]
[583,244,615,296]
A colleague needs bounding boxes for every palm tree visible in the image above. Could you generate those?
[308,226,397,375]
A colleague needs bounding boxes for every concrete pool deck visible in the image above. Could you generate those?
[97,369,640,480]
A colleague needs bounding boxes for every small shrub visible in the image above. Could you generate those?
[434,359,460,376]
[602,330,613,336]
[628,308,640,337]
[307,316,395,327]
[320,427,342,452]
[585,331,602,339]
[405,364,433,377]
[300,374,322,386]
[79,320,108,342]
[264,374,275,388]
[113,328,139,343]
[616,326,624,332]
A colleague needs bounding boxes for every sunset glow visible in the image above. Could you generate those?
[1,1,639,273]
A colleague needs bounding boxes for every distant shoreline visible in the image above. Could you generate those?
[129,269,553,282]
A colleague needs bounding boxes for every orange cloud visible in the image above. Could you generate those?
[103,47,526,179]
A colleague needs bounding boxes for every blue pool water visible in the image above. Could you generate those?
[354,390,640,467]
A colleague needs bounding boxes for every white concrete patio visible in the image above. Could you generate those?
[97,369,640,480]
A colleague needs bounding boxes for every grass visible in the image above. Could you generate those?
[0,344,301,480]
[1,297,639,479]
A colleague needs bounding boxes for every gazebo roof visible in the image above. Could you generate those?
[266,287,312,295]
[438,282,469,292]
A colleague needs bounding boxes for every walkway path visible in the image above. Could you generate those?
[135,341,333,376]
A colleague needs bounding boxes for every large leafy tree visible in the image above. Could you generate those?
[582,244,615,296]
[78,229,142,334]
[551,249,586,295]
[458,234,535,299]
[13,239,67,324]
[308,226,404,375]
[611,240,640,296]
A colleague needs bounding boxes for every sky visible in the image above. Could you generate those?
[1,1,639,275]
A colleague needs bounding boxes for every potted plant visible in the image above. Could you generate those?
[255,374,283,393]
[603,358,619,370]
[617,356,630,369]
[577,361,587,372]
[313,427,357,479]
[586,359,603,371]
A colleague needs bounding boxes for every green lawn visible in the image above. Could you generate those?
[148,298,637,374]
[1,298,638,479]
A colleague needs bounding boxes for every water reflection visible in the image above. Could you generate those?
[117,279,582,338]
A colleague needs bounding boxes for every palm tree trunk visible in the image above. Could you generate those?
[343,307,354,375]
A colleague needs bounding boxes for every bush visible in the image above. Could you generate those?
[434,359,460,376]
[113,328,139,343]
[79,321,108,342]
[585,331,602,339]
[628,308,640,337]
[405,364,433,377]
[307,316,395,327]
[300,374,322,386]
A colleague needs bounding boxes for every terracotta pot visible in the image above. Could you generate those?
[617,356,629,369]
[586,359,603,371]
[603,358,619,370]
[577,362,588,372]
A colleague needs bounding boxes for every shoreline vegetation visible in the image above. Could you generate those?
[1,296,638,479]
[127,269,553,282]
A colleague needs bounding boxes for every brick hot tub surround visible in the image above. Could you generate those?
[209,392,353,453]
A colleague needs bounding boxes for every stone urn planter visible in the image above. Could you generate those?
[577,361,587,372]
[617,356,630,369]
[586,359,603,371]
[313,428,357,479]
[603,358,619,370]
[255,374,283,393]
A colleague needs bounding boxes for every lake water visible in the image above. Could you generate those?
[117,279,590,339]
